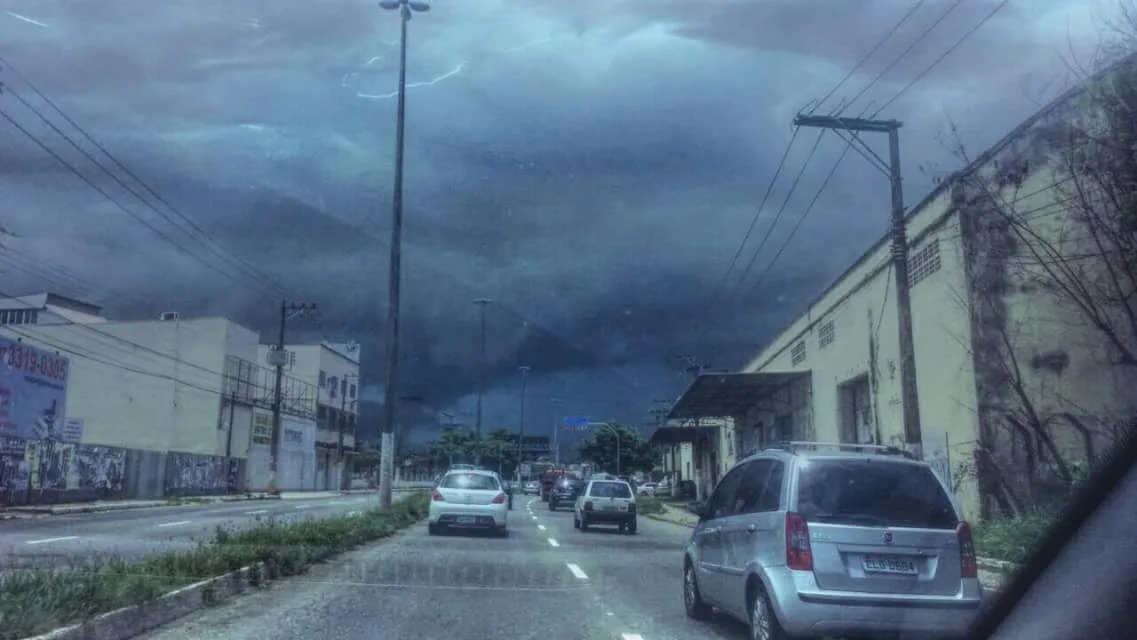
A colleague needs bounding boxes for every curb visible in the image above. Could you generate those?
[25,561,273,640]
[977,556,1018,574]
[644,513,696,528]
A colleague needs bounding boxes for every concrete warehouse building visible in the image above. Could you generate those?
[0,293,320,504]
[657,58,1137,522]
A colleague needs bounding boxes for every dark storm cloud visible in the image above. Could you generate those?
[0,0,1107,437]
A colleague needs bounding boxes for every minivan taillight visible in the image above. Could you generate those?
[491,492,507,504]
[785,512,813,571]
[957,521,977,578]
[431,490,444,502]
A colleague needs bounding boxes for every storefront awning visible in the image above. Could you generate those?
[667,371,810,420]
[650,425,719,446]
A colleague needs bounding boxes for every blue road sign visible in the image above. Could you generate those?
[563,416,589,427]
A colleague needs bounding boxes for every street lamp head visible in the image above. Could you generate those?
[379,0,430,10]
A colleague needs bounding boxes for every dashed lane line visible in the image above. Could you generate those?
[157,520,192,528]
[537,524,547,531]
[26,536,79,545]
[565,563,588,580]
[245,509,269,515]
[621,634,644,640]
[547,538,560,548]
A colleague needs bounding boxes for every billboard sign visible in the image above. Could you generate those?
[0,336,70,441]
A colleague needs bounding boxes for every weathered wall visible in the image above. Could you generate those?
[0,438,245,506]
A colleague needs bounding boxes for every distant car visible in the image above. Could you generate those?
[522,481,540,495]
[681,443,982,639]
[637,482,658,496]
[428,469,510,537]
[549,476,584,511]
[574,478,637,534]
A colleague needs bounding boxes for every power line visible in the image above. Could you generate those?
[747,138,856,295]
[841,0,966,114]
[0,56,289,297]
[872,0,1011,117]
[813,0,929,114]
[699,127,801,320]
[0,106,281,300]
[730,130,828,294]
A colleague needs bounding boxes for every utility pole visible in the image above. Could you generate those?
[516,365,531,472]
[377,0,431,508]
[793,113,923,457]
[267,299,318,495]
[473,298,493,439]
[550,397,563,466]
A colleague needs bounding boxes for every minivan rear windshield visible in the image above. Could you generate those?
[440,473,500,491]
[589,482,632,498]
[795,459,958,529]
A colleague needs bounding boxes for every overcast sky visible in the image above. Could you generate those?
[0,0,1112,446]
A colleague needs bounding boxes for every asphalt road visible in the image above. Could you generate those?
[136,496,752,640]
[0,492,414,570]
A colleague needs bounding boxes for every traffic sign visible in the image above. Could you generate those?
[564,417,589,426]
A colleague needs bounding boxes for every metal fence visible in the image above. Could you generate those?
[223,355,317,419]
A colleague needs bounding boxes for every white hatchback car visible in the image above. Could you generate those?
[429,469,510,537]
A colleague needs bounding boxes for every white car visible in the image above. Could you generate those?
[429,469,510,537]
[574,477,638,534]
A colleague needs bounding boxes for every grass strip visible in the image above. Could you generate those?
[0,492,430,640]
[636,496,667,515]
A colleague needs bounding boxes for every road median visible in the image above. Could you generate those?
[4,491,430,640]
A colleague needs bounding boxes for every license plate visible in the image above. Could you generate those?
[602,504,617,511]
[456,516,476,524]
[863,555,917,575]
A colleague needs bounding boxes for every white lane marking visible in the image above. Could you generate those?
[26,536,79,545]
[158,520,192,528]
[294,505,310,510]
[245,509,269,515]
[537,524,547,531]
[566,563,588,580]
[607,611,615,616]
[327,500,348,505]
[531,515,538,520]
[547,538,560,547]
[621,634,644,640]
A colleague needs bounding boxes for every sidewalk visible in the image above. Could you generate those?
[2,484,435,516]
[645,503,1009,593]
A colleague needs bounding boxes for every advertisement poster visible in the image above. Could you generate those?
[0,336,70,441]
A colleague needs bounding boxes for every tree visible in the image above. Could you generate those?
[576,424,657,475]
[939,41,1137,517]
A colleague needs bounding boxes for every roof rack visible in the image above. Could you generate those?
[762,441,917,459]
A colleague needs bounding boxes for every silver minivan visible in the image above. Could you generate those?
[682,442,983,639]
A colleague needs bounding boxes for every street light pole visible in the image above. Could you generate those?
[377,0,430,508]
[516,365,531,472]
[589,422,622,476]
[473,298,493,439]
[550,397,563,466]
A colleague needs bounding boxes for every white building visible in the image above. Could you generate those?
[0,294,320,502]
[257,340,359,490]
[662,59,1137,521]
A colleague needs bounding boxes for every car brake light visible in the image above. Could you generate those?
[491,492,507,504]
[584,501,593,511]
[785,512,813,571]
[431,490,444,502]
[957,521,978,578]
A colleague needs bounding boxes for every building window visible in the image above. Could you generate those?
[350,383,357,399]
[319,370,327,386]
[341,378,348,397]
[328,376,338,397]
[818,320,835,349]
[791,340,806,365]
[908,239,942,287]
[0,309,38,325]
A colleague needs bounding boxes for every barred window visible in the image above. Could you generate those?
[791,340,806,365]
[908,239,942,287]
[819,320,835,349]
